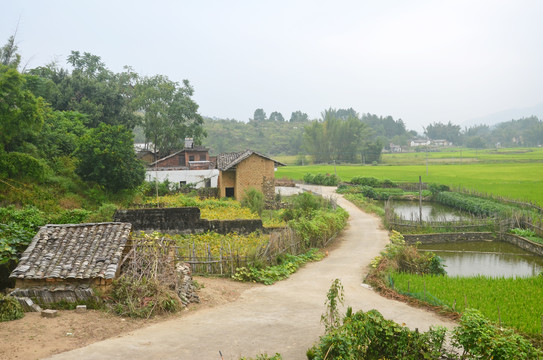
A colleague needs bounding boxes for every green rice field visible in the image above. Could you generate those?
[276,162,543,206]
[390,273,543,335]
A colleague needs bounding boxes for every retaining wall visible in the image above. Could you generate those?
[404,232,543,256]
[114,207,263,235]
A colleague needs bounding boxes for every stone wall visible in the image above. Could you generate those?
[500,233,543,256]
[114,207,263,235]
[404,232,543,256]
[404,232,497,244]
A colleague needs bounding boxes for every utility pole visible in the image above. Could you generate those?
[425,146,429,175]
[419,176,423,224]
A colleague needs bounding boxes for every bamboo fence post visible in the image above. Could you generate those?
[207,243,212,274]
[229,243,233,275]
[220,244,223,276]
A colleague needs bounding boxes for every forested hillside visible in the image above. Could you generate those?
[203,108,411,163]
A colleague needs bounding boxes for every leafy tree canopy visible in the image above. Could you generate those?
[289,110,309,123]
[424,121,461,144]
[252,108,267,122]
[134,76,205,155]
[269,111,285,122]
[0,64,46,151]
[27,51,139,129]
[74,123,145,192]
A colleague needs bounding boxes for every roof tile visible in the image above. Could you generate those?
[10,222,132,281]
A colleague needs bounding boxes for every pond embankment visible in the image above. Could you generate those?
[404,232,543,256]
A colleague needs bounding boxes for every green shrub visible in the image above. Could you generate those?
[360,185,378,199]
[379,179,397,188]
[351,176,379,187]
[241,188,264,216]
[142,179,180,197]
[87,203,118,223]
[0,152,50,182]
[233,249,324,285]
[308,308,448,359]
[288,207,348,246]
[0,205,47,231]
[0,294,24,322]
[0,223,36,264]
[50,208,91,224]
[303,173,340,186]
[428,183,450,195]
[452,309,542,359]
[509,228,536,237]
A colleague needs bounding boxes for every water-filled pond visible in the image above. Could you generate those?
[389,201,469,222]
[418,241,543,277]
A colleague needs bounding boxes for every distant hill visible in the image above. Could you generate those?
[463,102,543,128]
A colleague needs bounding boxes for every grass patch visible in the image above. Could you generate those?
[277,162,543,206]
[344,193,385,217]
[390,273,543,335]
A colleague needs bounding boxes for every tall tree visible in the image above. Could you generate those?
[424,121,461,144]
[74,123,145,192]
[303,109,380,163]
[0,64,45,151]
[269,111,285,122]
[289,110,309,123]
[0,35,21,68]
[28,51,139,129]
[135,76,205,156]
[252,108,267,122]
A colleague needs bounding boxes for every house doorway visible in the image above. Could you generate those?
[225,187,234,198]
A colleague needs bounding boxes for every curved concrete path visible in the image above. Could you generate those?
[49,186,456,360]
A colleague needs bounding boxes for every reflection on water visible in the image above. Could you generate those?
[419,241,543,277]
[391,202,469,222]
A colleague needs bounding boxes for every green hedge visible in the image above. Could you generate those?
[303,173,341,186]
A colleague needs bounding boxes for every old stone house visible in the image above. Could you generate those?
[9,222,132,303]
[216,150,285,201]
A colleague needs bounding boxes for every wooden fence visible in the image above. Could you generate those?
[174,227,340,276]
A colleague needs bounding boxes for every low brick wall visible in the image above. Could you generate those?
[114,207,263,235]
[404,232,543,256]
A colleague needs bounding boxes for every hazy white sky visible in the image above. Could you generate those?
[2,0,543,131]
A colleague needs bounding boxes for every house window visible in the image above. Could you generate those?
[189,155,195,161]
[200,154,206,161]
[225,187,234,198]
[179,157,186,166]
[180,181,187,186]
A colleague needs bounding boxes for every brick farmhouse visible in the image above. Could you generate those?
[216,150,285,201]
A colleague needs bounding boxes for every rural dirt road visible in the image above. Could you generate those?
[48,186,457,360]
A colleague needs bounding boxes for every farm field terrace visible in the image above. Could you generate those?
[382,147,543,165]
[390,273,543,335]
[276,162,543,206]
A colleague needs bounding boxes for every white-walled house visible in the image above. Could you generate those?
[410,139,431,147]
[146,168,219,188]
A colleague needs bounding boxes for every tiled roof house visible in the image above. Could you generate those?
[10,222,132,303]
[216,150,285,201]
